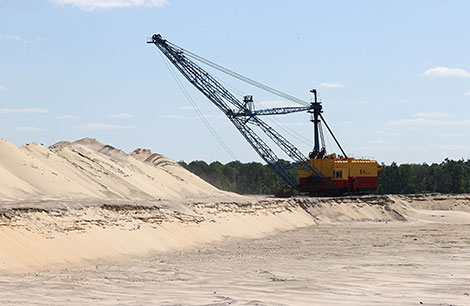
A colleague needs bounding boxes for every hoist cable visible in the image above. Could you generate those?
[167,41,309,107]
[159,52,239,161]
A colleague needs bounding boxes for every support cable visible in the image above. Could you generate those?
[319,114,347,158]
[214,76,313,147]
[167,41,309,106]
[159,52,239,161]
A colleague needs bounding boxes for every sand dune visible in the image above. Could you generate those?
[0,138,233,201]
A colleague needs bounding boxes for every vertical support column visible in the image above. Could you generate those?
[310,89,322,158]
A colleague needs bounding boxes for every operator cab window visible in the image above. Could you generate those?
[335,170,342,179]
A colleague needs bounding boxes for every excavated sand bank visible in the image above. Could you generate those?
[1,194,469,274]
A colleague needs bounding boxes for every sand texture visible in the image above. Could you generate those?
[0,138,236,201]
[1,139,470,305]
[2,222,468,306]
[1,194,470,305]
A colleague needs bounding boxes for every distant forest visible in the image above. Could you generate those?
[178,158,470,195]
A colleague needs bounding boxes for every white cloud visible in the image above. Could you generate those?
[110,113,133,118]
[409,144,470,151]
[160,113,217,120]
[50,0,168,10]
[435,132,463,138]
[7,35,21,41]
[257,100,298,108]
[390,118,470,127]
[413,112,451,118]
[465,91,470,96]
[160,114,184,119]
[319,82,345,88]
[0,86,6,91]
[372,129,398,136]
[73,123,136,129]
[368,139,389,144]
[56,114,76,119]
[0,108,48,114]
[422,66,470,78]
[0,35,29,43]
[15,126,44,132]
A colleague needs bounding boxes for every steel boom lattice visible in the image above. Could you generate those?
[148,34,333,189]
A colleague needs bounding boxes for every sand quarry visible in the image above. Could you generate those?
[0,138,469,305]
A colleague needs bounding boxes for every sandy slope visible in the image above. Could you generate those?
[0,199,315,273]
[0,194,469,305]
[1,138,470,304]
[0,138,234,201]
[1,194,469,275]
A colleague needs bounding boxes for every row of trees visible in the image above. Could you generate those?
[377,159,470,194]
[178,160,294,194]
[178,158,470,195]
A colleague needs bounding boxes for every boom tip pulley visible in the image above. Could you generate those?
[148,33,164,44]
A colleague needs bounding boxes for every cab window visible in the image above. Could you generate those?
[335,170,342,179]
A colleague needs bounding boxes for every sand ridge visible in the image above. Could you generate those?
[0,138,237,201]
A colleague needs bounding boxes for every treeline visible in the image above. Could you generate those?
[377,159,470,194]
[178,160,295,194]
[178,158,470,195]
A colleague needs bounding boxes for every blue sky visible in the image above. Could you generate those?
[1,0,469,165]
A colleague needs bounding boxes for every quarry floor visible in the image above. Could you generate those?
[1,222,469,306]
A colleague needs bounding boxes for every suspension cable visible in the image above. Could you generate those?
[214,74,313,147]
[167,41,309,106]
[159,52,239,161]
[319,114,347,158]
[217,78,313,147]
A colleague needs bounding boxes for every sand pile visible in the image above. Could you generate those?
[0,138,233,201]
[1,138,469,276]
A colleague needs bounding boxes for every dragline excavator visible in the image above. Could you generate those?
[148,34,380,195]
